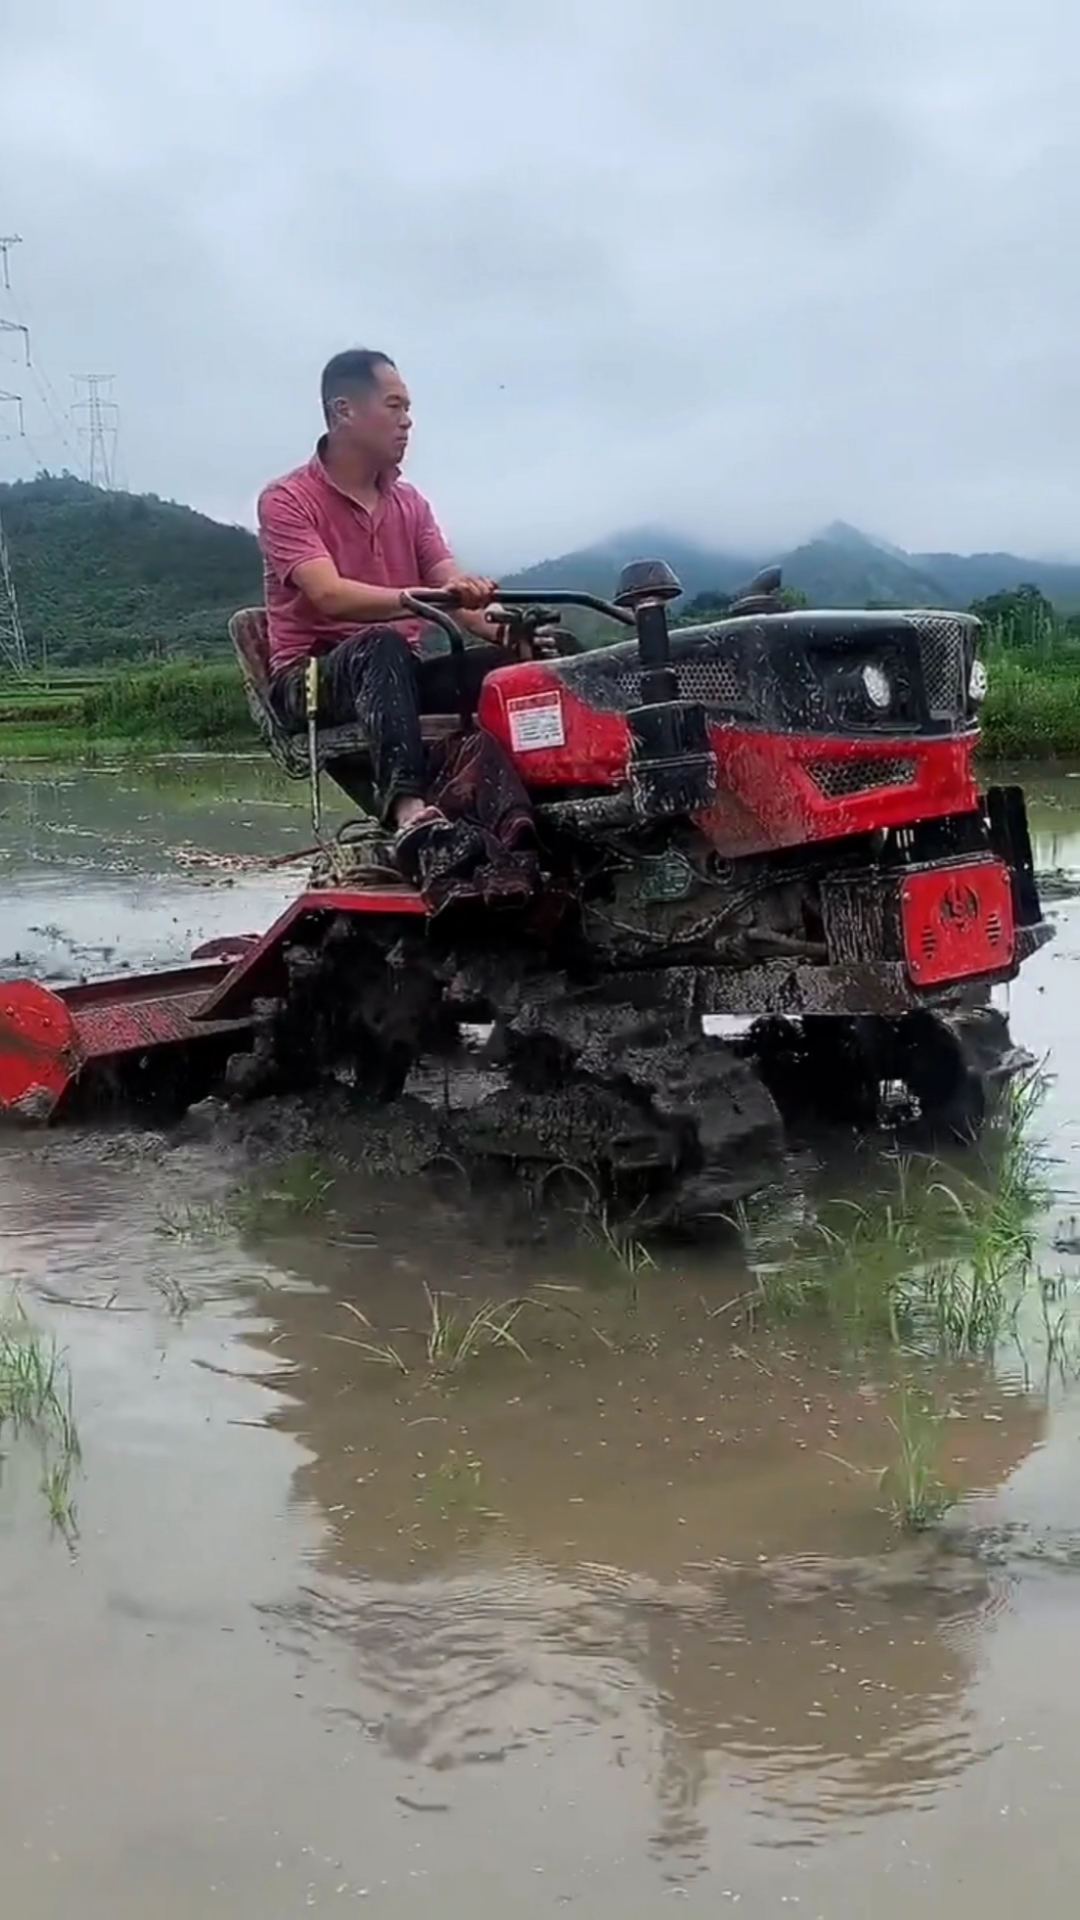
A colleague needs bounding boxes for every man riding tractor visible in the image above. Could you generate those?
[258,347,536,895]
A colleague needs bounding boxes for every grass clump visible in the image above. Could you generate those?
[328,1302,409,1374]
[250,1154,337,1220]
[744,1067,1055,1530]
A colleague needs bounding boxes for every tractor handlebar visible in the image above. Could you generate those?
[405,586,635,628]
[398,559,681,728]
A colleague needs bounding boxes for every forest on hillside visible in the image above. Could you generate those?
[0,474,262,667]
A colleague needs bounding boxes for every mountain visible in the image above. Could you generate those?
[6,472,1080,671]
[506,522,1080,614]
[502,527,754,603]
[501,521,951,624]
[778,533,947,610]
[911,551,1080,609]
[0,473,262,667]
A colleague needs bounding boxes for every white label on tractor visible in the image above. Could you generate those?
[507,692,565,752]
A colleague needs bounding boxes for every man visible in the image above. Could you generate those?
[258,348,511,871]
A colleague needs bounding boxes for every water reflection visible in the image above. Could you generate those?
[0,761,324,977]
[236,1180,1044,1862]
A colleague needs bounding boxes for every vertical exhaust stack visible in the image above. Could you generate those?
[614,558,718,819]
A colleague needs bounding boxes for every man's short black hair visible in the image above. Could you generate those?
[321,349,395,422]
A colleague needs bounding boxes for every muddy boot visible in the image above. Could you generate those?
[393,808,486,890]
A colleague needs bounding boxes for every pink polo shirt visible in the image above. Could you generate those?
[257,440,454,673]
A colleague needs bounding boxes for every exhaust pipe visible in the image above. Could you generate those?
[614,559,717,820]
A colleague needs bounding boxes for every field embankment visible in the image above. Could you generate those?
[980,651,1080,758]
[0,664,255,758]
[0,649,1076,760]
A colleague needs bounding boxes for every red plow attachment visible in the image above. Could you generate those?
[0,885,429,1124]
[0,948,257,1122]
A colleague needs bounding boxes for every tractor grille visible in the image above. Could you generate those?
[909,614,968,718]
[806,756,917,799]
[608,656,744,711]
[548,610,976,731]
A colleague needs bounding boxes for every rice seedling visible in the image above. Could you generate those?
[588,1205,657,1277]
[258,1153,338,1216]
[735,1062,1054,1363]
[0,1298,81,1535]
[422,1452,498,1519]
[325,1301,409,1374]
[423,1285,531,1372]
[42,1457,79,1540]
[878,1382,955,1533]
[149,1272,194,1321]
[231,1154,339,1234]
[822,1378,954,1531]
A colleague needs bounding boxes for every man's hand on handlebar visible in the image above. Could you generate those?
[441,573,498,611]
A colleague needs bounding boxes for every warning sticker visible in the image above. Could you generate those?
[507,692,565,753]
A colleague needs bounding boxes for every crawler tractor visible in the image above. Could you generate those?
[0,561,1052,1224]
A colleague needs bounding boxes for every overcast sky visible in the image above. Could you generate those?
[0,0,1076,568]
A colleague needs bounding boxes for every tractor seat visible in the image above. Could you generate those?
[228,608,460,781]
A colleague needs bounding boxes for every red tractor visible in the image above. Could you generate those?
[0,560,1051,1226]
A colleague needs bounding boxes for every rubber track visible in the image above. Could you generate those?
[483,989,787,1227]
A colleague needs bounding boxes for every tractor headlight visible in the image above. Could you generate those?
[862,663,892,710]
[969,658,988,704]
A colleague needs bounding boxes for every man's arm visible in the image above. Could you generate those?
[414,497,502,642]
[258,485,413,624]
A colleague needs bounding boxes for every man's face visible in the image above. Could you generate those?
[332,363,412,469]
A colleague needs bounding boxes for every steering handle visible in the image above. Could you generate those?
[405,585,634,628]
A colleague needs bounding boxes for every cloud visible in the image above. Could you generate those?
[0,0,1077,566]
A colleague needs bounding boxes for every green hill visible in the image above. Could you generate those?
[0,473,262,668]
[6,471,1080,672]
[779,527,949,609]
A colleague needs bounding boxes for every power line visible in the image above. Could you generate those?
[0,240,78,461]
[0,257,78,461]
[72,372,119,490]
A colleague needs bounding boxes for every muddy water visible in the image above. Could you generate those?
[2,758,1080,1915]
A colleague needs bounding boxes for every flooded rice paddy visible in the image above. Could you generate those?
[3,757,1080,1915]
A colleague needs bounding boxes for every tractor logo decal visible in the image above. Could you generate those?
[939,880,980,931]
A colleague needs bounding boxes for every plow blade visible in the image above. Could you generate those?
[0,886,429,1125]
[0,960,254,1122]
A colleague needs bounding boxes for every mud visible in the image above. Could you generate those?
[3,758,1080,1916]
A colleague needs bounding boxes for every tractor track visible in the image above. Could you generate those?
[481,985,787,1227]
[205,906,1035,1228]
